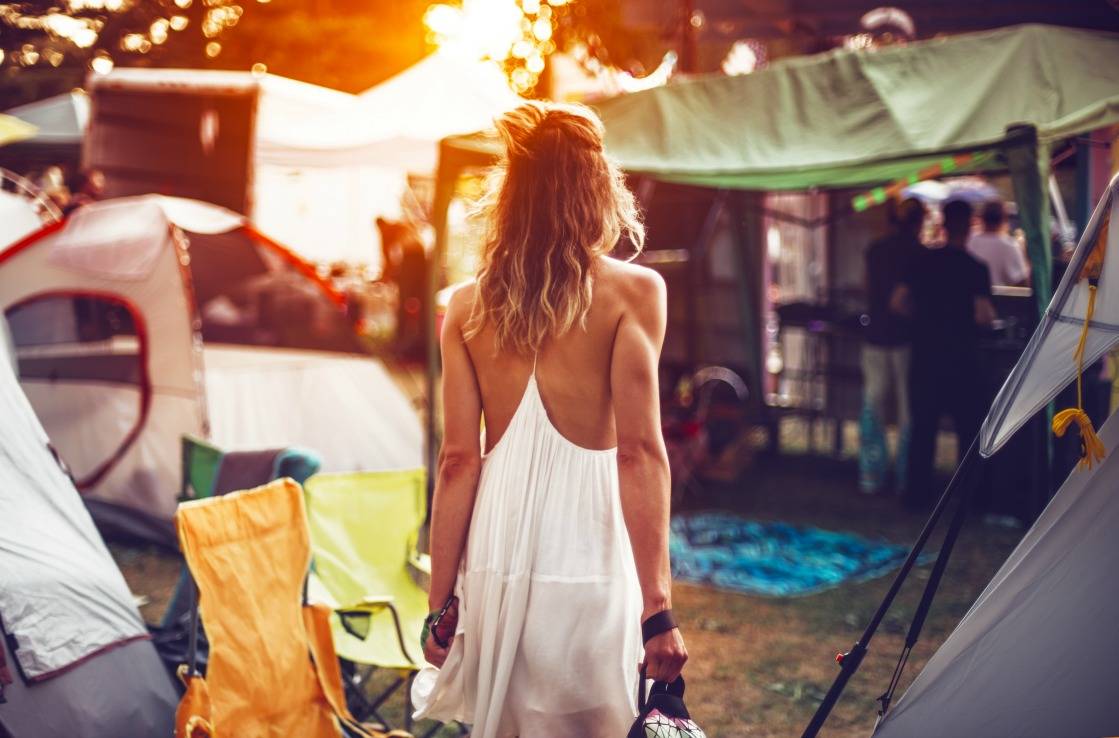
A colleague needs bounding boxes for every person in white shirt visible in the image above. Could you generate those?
[967,200,1030,287]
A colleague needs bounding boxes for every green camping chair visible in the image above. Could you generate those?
[302,470,463,737]
[180,434,323,501]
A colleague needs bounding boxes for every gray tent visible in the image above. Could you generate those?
[874,174,1119,738]
[0,336,175,737]
[0,91,88,169]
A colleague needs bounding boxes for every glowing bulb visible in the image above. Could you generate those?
[423,4,461,36]
[526,53,544,74]
[150,19,169,43]
[170,15,188,30]
[511,66,531,88]
[73,27,97,47]
[174,0,192,8]
[511,39,532,58]
[90,52,113,74]
[205,41,221,57]
[251,61,267,75]
[532,17,551,42]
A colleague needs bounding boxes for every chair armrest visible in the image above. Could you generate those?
[334,596,399,643]
[336,595,395,615]
[333,596,417,665]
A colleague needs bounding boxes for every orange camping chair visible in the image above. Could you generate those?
[173,478,408,738]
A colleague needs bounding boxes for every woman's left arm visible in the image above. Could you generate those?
[424,289,483,665]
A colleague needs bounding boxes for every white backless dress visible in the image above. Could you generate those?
[412,363,644,738]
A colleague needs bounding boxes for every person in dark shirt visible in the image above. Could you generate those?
[891,199,996,509]
[859,198,926,494]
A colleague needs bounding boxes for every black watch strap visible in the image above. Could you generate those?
[641,609,678,644]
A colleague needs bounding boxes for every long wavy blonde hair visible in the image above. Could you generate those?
[466,100,644,353]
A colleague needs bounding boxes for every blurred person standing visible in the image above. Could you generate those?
[892,199,996,510]
[859,198,926,495]
[967,200,1029,287]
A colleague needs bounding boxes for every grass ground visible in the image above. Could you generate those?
[112,448,1022,738]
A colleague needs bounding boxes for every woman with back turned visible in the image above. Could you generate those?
[411,101,687,737]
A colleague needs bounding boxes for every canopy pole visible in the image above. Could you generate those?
[1005,124,1054,490]
[1005,124,1053,319]
[426,142,457,507]
[800,438,981,738]
[728,190,763,405]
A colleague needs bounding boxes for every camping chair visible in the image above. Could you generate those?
[173,478,405,738]
[163,434,323,627]
[154,436,322,673]
[303,470,466,737]
[180,433,323,501]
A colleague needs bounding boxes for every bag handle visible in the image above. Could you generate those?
[637,609,682,712]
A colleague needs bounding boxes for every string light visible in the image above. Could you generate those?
[90,50,113,73]
[2,0,253,67]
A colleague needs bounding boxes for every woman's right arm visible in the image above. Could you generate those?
[612,267,688,682]
[424,290,483,665]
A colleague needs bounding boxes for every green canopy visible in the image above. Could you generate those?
[426,24,1119,481]
[595,24,1119,189]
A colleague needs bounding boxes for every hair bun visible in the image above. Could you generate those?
[497,102,603,158]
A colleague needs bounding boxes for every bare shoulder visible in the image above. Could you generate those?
[596,256,666,311]
[444,279,478,329]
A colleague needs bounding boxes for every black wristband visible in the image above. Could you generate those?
[641,609,678,644]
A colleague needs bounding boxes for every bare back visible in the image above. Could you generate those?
[451,256,660,454]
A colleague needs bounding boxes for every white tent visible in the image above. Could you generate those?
[0,336,176,737]
[257,50,520,171]
[253,51,520,266]
[0,188,46,247]
[0,196,422,542]
[87,59,518,265]
[874,174,1119,738]
[3,91,90,147]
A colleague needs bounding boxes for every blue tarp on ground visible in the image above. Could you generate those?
[670,513,920,597]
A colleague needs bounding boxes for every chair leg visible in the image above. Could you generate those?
[342,662,375,723]
[367,676,405,713]
[404,671,415,733]
[417,723,444,738]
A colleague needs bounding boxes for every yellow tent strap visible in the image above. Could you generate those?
[1052,284,1107,470]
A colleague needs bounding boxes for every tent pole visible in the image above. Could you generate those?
[800,438,981,738]
[874,473,973,723]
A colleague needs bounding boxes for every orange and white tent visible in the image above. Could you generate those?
[0,196,422,542]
